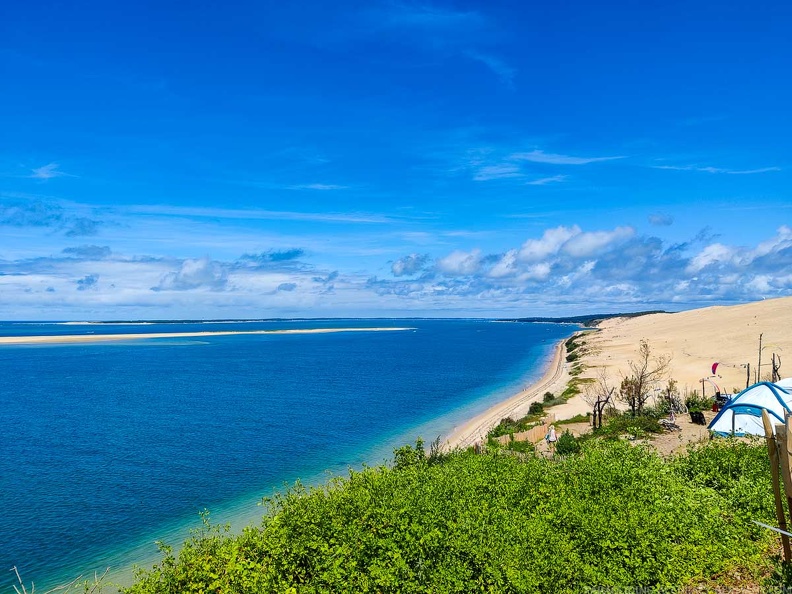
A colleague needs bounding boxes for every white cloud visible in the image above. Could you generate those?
[526,175,566,186]
[562,226,634,258]
[153,258,228,291]
[123,204,394,224]
[29,163,70,180]
[465,51,516,86]
[518,225,580,262]
[511,150,625,165]
[436,249,481,276]
[473,164,523,181]
[288,184,347,191]
[652,165,781,175]
[488,249,518,278]
[392,253,430,277]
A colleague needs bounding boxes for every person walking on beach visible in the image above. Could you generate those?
[545,424,557,453]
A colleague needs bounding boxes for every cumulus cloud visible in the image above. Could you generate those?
[65,218,101,237]
[62,245,112,260]
[649,213,674,226]
[312,271,339,284]
[76,274,99,291]
[0,199,103,236]
[518,226,581,262]
[562,226,634,258]
[436,249,482,276]
[153,258,228,291]
[238,249,305,266]
[391,253,430,277]
[370,225,792,308]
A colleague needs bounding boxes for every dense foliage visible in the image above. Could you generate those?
[125,438,776,593]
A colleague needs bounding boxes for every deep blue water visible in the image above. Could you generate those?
[0,319,575,591]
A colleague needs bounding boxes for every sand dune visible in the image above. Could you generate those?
[580,296,792,398]
[446,296,792,449]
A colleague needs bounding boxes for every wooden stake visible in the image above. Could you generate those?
[763,411,791,561]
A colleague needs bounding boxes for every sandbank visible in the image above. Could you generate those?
[0,327,415,345]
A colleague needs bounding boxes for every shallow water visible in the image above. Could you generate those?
[0,319,575,590]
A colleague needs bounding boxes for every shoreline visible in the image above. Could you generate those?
[443,338,571,450]
[0,327,414,345]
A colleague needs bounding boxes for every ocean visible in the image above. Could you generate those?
[0,319,575,591]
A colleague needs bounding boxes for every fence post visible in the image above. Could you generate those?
[762,410,791,561]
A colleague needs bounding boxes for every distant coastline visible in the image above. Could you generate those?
[0,327,414,345]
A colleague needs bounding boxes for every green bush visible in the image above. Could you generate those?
[543,391,554,403]
[596,412,663,438]
[685,391,715,413]
[125,439,776,594]
[555,430,580,455]
[528,401,544,415]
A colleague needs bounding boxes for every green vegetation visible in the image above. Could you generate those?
[685,390,715,413]
[487,413,542,441]
[557,413,590,425]
[594,411,663,439]
[124,438,778,593]
[554,430,580,455]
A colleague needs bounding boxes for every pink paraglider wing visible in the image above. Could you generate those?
[712,362,719,375]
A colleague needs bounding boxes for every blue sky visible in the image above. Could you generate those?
[1,0,790,319]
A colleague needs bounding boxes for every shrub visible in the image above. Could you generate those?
[685,392,715,413]
[555,430,580,455]
[124,439,775,594]
[596,412,663,438]
[543,391,554,402]
[529,401,544,415]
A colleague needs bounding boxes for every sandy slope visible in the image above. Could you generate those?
[579,296,792,398]
[445,296,791,451]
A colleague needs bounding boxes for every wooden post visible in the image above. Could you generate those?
[763,410,791,561]
[758,333,764,383]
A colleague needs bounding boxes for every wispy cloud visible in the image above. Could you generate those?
[512,150,625,165]
[123,204,396,224]
[652,164,781,175]
[379,2,484,31]
[526,174,567,186]
[288,184,347,191]
[29,163,71,180]
[465,51,515,87]
[473,164,523,181]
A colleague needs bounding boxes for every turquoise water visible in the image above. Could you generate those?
[0,319,575,591]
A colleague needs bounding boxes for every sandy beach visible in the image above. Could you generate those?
[0,327,414,345]
[443,338,573,450]
[444,296,792,451]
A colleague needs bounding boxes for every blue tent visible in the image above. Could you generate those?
[708,381,792,437]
